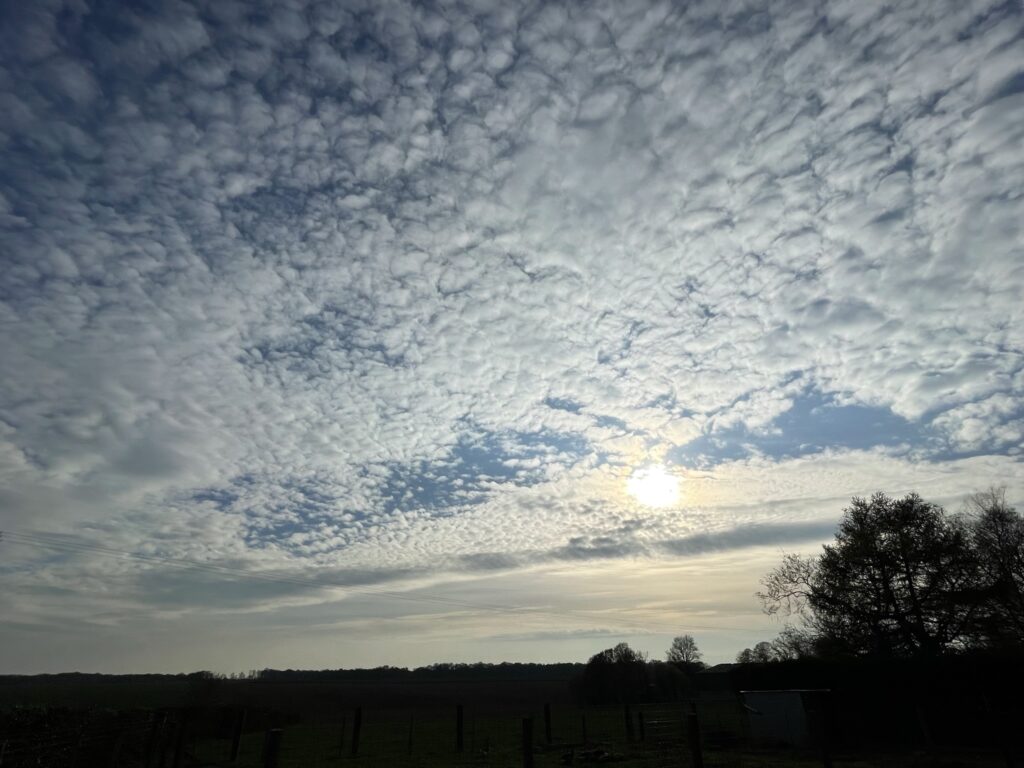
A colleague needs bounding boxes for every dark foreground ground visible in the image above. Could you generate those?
[1,662,1021,767]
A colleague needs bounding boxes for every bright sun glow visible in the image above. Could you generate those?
[626,464,680,508]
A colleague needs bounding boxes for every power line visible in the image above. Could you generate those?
[2,529,767,634]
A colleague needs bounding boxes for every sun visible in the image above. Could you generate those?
[626,464,680,508]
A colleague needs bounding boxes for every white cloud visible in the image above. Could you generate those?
[0,0,1022,670]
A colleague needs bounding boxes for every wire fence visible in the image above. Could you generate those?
[0,710,154,767]
[0,696,1019,767]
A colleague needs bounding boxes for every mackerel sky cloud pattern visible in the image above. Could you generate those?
[1,0,1022,670]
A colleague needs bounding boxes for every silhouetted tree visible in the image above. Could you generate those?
[735,625,818,663]
[588,642,648,666]
[758,492,981,658]
[736,641,775,664]
[771,625,817,659]
[666,634,703,665]
[967,488,1024,648]
[581,643,648,703]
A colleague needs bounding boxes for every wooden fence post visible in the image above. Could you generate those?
[171,714,187,768]
[338,714,346,755]
[144,712,165,768]
[229,709,246,763]
[407,713,415,756]
[108,730,125,768]
[624,704,635,744]
[156,722,169,768]
[350,707,362,758]
[544,703,552,744]
[687,703,704,768]
[581,712,588,745]
[262,729,282,768]
[457,704,464,752]
[521,717,534,768]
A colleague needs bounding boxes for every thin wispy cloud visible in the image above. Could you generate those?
[0,0,1021,671]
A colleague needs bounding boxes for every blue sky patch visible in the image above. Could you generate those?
[670,390,935,468]
[381,427,589,514]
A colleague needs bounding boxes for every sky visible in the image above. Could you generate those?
[1,0,1022,674]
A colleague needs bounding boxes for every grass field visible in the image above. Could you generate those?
[0,677,1014,768]
[184,703,1011,768]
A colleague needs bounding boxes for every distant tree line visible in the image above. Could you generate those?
[1,663,585,686]
[253,662,583,682]
[737,488,1024,662]
[575,634,707,704]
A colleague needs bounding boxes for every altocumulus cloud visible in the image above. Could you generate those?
[0,0,1022,668]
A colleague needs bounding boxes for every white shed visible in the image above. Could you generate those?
[740,689,830,749]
